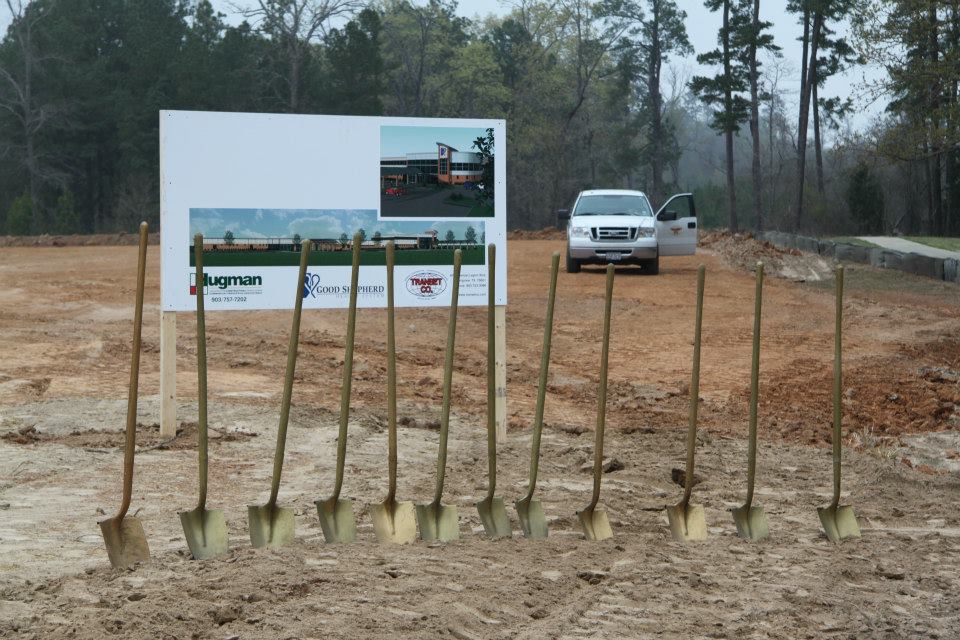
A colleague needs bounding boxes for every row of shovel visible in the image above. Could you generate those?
[98,226,860,570]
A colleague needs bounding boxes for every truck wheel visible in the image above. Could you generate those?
[646,255,660,275]
[566,250,581,273]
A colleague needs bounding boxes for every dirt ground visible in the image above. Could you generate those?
[1,236,960,638]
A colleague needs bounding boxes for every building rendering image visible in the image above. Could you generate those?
[379,125,494,218]
[380,142,484,187]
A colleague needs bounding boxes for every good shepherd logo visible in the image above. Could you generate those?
[190,273,262,295]
[406,271,447,299]
[302,273,385,298]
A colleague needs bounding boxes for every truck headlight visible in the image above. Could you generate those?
[636,227,654,238]
[569,226,591,238]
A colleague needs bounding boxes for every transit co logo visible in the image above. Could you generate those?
[406,271,447,299]
[190,273,262,295]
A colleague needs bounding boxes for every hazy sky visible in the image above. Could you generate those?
[190,207,483,239]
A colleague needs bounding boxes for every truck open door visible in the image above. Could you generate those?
[655,193,697,256]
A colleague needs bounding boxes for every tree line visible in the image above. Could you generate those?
[0,0,956,237]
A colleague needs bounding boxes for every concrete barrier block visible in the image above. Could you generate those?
[944,258,958,283]
[834,243,870,264]
[901,253,945,279]
[880,250,903,270]
[818,240,836,256]
[869,248,884,268]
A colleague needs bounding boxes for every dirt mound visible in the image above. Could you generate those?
[507,227,566,240]
[0,232,160,247]
[699,229,834,281]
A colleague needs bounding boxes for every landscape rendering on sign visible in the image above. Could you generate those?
[188,208,486,267]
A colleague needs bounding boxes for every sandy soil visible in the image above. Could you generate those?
[2,236,960,638]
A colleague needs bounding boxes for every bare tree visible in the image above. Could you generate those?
[0,0,65,231]
[236,0,362,112]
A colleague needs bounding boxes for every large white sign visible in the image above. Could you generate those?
[160,111,506,311]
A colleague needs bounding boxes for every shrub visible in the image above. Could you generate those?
[54,189,80,234]
[6,194,32,235]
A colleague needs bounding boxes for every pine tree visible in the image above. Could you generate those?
[690,0,751,231]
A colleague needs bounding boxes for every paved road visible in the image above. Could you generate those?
[858,236,960,260]
[381,185,476,218]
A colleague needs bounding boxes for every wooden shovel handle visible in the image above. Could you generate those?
[485,244,497,502]
[745,262,763,509]
[831,265,844,508]
[332,232,362,501]
[525,251,560,503]
[195,234,209,510]
[386,241,397,503]
[589,264,615,511]
[434,249,462,505]
[683,265,705,506]
[269,240,311,506]
[117,222,148,521]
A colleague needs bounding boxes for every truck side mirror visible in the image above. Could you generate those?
[657,210,677,222]
[556,209,570,221]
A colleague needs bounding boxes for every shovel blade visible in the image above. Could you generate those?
[577,505,613,541]
[666,502,707,542]
[475,496,512,539]
[515,497,548,539]
[818,504,860,543]
[415,503,459,541]
[179,507,229,559]
[371,500,418,544]
[99,516,150,569]
[731,504,769,541]
[247,503,295,549]
[316,498,357,543]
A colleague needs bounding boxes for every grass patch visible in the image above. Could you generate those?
[467,203,494,217]
[829,236,879,248]
[905,236,960,252]
[442,194,474,208]
[193,247,485,267]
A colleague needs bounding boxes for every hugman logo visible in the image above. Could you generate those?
[190,273,262,295]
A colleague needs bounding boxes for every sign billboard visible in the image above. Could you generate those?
[159,111,506,311]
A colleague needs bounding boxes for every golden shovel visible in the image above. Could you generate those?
[476,243,512,539]
[372,242,417,544]
[515,251,560,539]
[415,249,463,542]
[248,240,311,549]
[577,264,615,541]
[817,265,861,543]
[731,262,769,541]
[316,232,362,543]
[179,234,229,559]
[667,264,708,542]
[99,221,151,569]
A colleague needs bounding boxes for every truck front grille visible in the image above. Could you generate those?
[593,227,637,240]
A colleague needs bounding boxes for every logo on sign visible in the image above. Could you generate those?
[406,271,447,299]
[191,273,262,294]
[303,273,323,298]
[189,273,208,296]
[439,146,448,157]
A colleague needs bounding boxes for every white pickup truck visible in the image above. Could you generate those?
[558,189,697,274]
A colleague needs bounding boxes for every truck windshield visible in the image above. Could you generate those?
[573,195,653,217]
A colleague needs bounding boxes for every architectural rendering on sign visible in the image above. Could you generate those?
[380,125,494,218]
